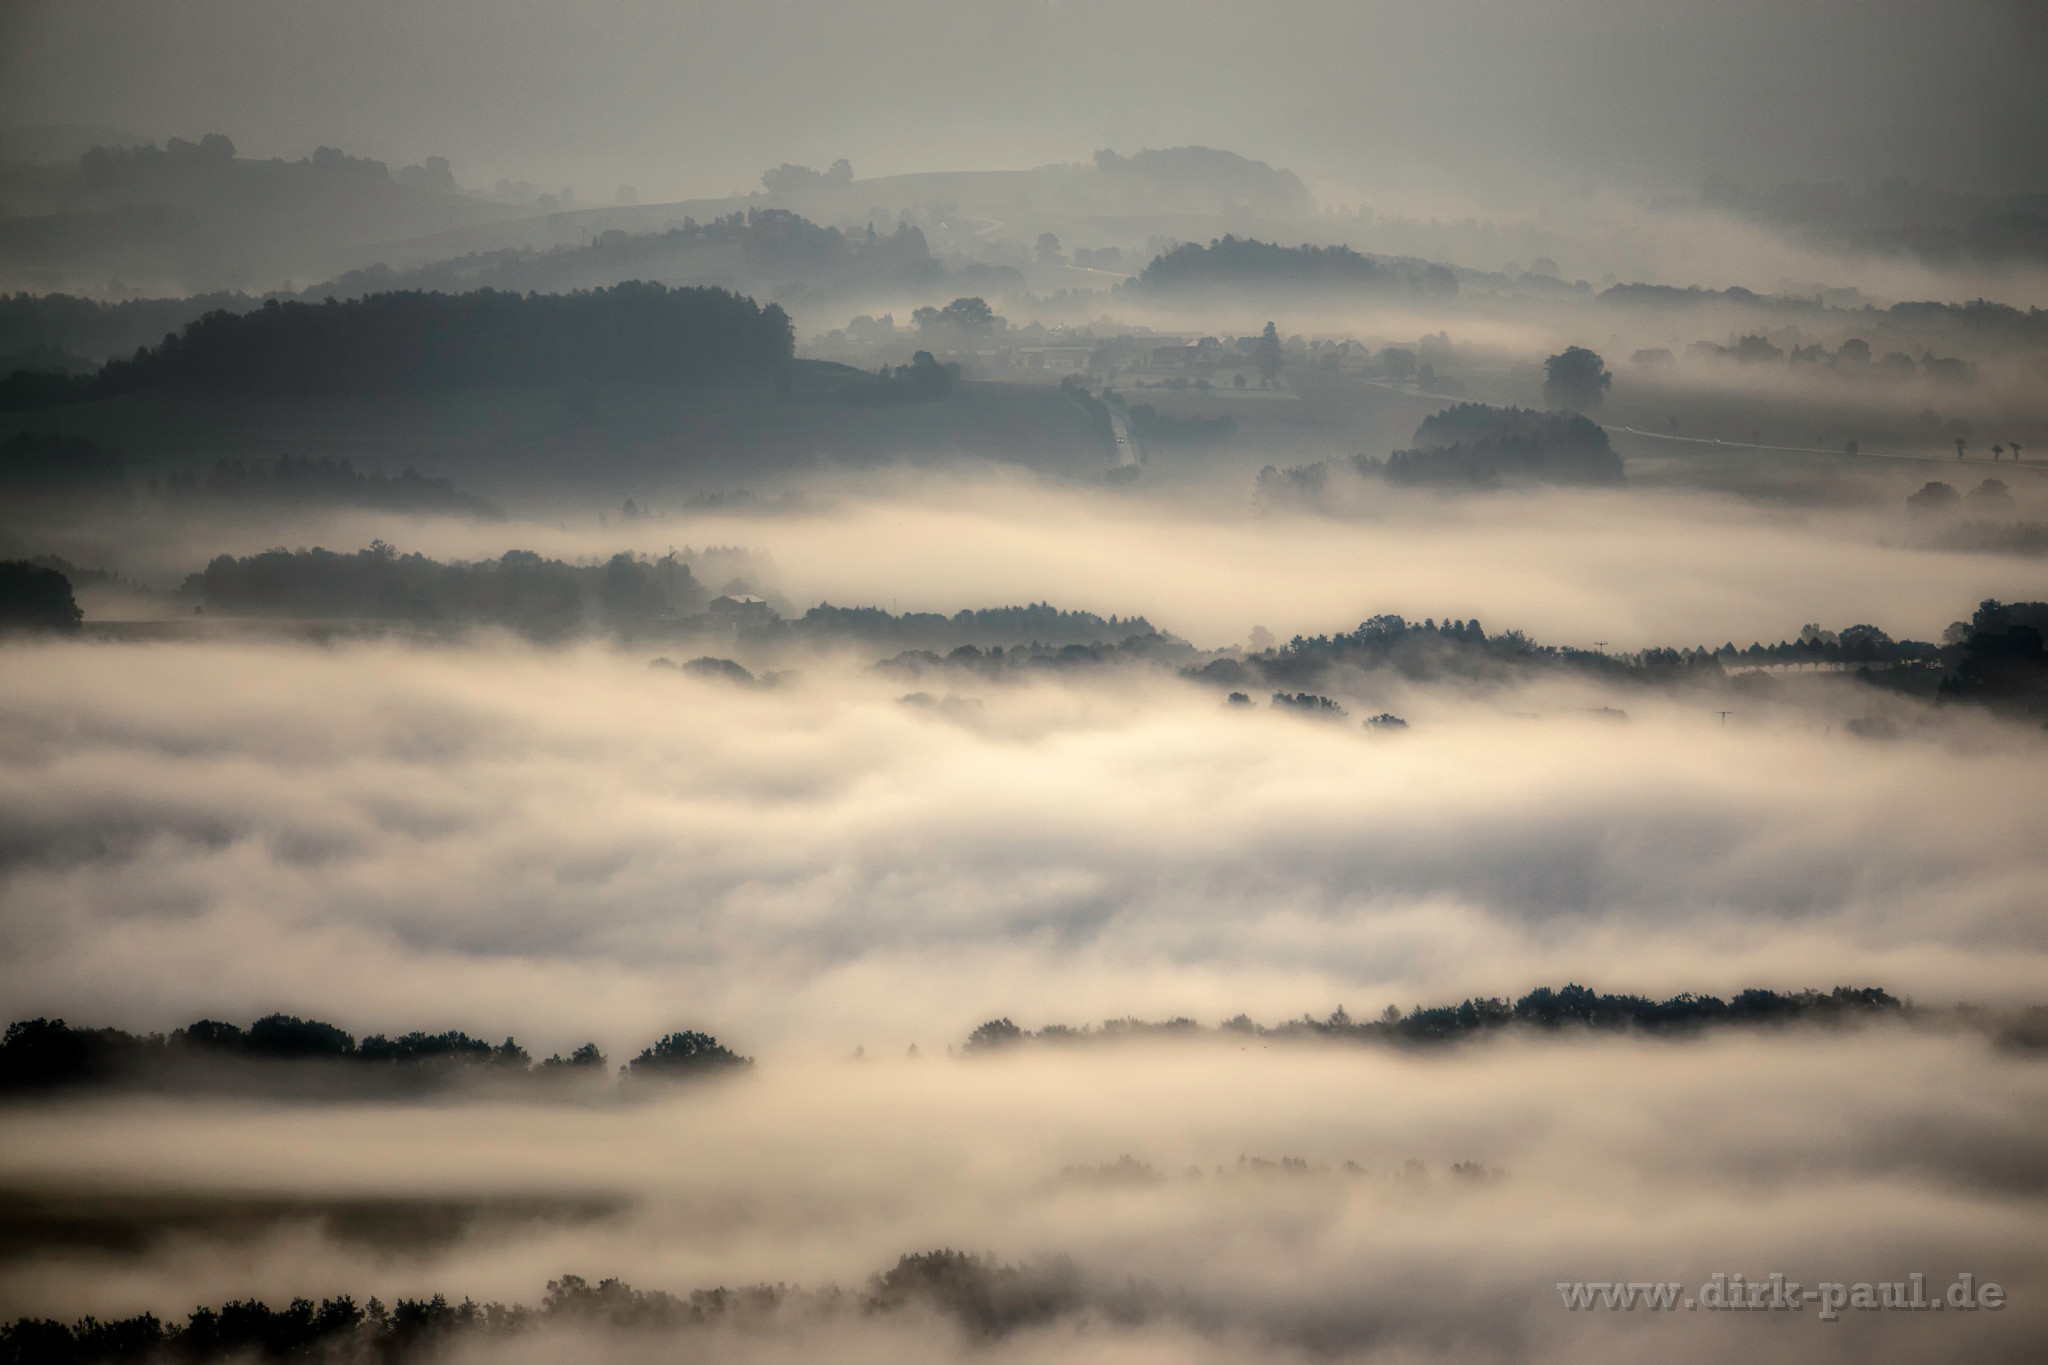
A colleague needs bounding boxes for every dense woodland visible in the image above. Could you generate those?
[1,283,793,410]
[182,545,705,633]
[1387,403,1623,486]
[1130,236,1459,297]
[799,602,1156,650]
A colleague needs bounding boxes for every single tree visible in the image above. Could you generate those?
[1254,322,1283,383]
[1542,346,1611,411]
[0,562,83,632]
[1955,438,1967,460]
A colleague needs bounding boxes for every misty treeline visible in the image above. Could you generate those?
[0,1014,748,1098]
[858,598,2039,714]
[1194,602,2045,716]
[308,209,942,303]
[75,135,456,197]
[1,433,497,519]
[175,543,1163,648]
[1195,614,1720,692]
[1698,175,2048,269]
[761,158,854,193]
[1131,236,1458,298]
[181,544,706,634]
[0,292,258,373]
[803,602,1156,650]
[0,209,935,374]
[1259,403,1622,492]
[0,283,792,410]
[964,984,1912,1055]
[1091,146,1315,217]
[0,1251,1110,1365]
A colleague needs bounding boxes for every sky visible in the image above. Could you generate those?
[2,0,2044,206]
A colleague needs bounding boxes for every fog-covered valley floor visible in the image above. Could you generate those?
[3,521,2046,1359]
[5,2,2048,1356]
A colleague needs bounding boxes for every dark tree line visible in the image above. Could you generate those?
[314,211,940,301]
[0,1252,1082,1365]
[0,1014,747,1097]
[2,283,793,411]
[0,291,258,371]
[181,544,705,635]
[1191,613,1725,693]
[965,985,1905,1053]
[1386,403,1623,486]
[1131,236,1458,297]
[800,601,1156,650]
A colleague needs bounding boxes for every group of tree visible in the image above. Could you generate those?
[179,544,706,635]
[1683,333,1972,383]
[1,283,793,411]
[838,350,959,406]
[0,1251,1086,1365]
[1938,599,2048,715]
[963,984,1904,1054]
[1092,146,1316,217]
[1906,478,2019,515]
[0,560,84,632]
[761,159,854,193]
[874,632,1193,681]
[0,1014,747,1097]
[1383,402,1624,486]
[76,136,458,195]
[909,295,998,342]
[290,211,940,308]
[1193,613,1719,694]
[1128,236,1458,298]
[797,601,1156,651]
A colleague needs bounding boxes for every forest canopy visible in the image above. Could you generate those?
[1130,236,1458,297]
[2,283,793,408]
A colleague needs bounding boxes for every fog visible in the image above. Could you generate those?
[4,0,2044,202]
[3,1034,2044,1362]
[4,4,2048,1361]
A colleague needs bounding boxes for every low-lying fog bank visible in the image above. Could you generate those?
[22,469,2048,650]
[1,634,2043,1056]
[1,1032,2042,1361]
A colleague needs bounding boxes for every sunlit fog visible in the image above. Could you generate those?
[1,3,2044,1362]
